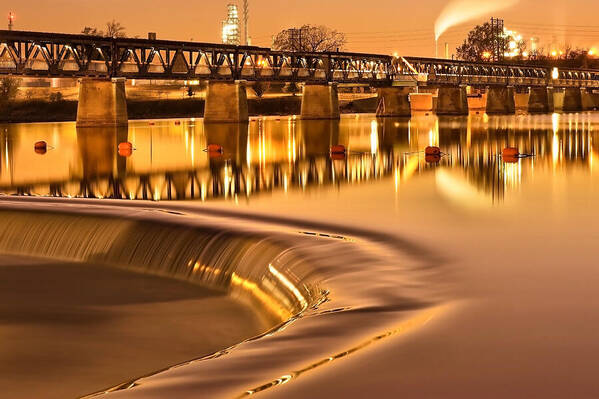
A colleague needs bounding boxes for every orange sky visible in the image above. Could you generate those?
[6,0,599,57]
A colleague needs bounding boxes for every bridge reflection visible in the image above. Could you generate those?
[0,114,597,202]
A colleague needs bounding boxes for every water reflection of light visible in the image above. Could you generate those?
[269,264,308,310]
[240,306,443,397]
[552,132,560,168]
[503,161,521,189]
[370,120,378,154]
[230,272,292,322]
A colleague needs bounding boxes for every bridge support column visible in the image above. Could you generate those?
[301,83,340,120]
[528,87,554,113]
[581,89,597,111]
[562,88,583,112]
[76,78,128,127]
[436,86,469,116]
[204,80,249,123]
[376,87,411,117]
[485,86,515,114]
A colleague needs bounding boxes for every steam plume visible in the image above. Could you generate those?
[434,0,520,40]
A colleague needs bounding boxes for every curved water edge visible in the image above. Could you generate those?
[0,197,448,398]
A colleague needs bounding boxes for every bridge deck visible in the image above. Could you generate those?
[0,30,598,88]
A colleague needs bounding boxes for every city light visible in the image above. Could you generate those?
[552,67,559,80]
[502,27,523,58]
[221,4,240,45]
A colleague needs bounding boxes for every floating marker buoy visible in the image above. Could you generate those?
[502,147,519,157]
[330,145,346,154]
[174,121,181,125]
[118,147,133,157]
[502,155,519,163]
[118,142,133,157]
[148,122,155,126]
[118,142,133,151]
[425,146,441,156]
[425,154,441,163]
[206,144,223,158]
[34,141,47,155]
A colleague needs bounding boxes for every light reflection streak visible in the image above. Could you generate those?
[1,114,599,203]
[238,306,443,398]
[269,264,308,311]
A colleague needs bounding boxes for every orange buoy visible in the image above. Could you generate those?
[34,141,47,155]
[118,147,133,157]
[502,147,519,157]
[330,145,346,154]
[425,154,441,164]
[207,144,223,155]
[148,122,155,126]
[174,121,181,125]
[331,152,346,160]
[502,155,519,163]
[425,146,441,156]
[118,142,133,151]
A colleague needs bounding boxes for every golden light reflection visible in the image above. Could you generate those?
[370,120,379,155]
[239,305,444,398]
[2,115,599,202]
[268,264,308,310]
[230,272,293,323]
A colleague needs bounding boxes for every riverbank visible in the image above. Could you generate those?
[0,96,377,123]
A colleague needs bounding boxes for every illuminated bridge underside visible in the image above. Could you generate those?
[1,30,599,88]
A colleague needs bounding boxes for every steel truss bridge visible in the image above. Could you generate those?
[1,30,599,88]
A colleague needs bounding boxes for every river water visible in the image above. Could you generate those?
[1,113,599,398]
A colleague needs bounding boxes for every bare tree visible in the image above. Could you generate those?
[273,25,346,52]
[105,20,126,38]
[81,26,102,36]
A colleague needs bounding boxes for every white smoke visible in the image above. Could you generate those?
[434,0,520,40]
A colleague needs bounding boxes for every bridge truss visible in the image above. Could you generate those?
[0,30,598,88]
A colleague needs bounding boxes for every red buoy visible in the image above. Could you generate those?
[174,121,181,125]
[502,155,519,164]
[207,144,223,153]
[118,142,133,151]
[425,146,441,156]
[148,122,155,126]
[118,147,133,157]
[502,147,519,157]
[425,154,441,164]
[34,141,47,155]
[330,145,346,154]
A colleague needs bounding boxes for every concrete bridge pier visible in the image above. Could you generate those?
[376,87,411,117]
[528,87,554,113]
[76,78,128,127]
[204,80,249,123]
[485,86,516,114]
[301,83,340,120]
[562,88,583,112]
[436,86,469,116]
[581,89,597,111]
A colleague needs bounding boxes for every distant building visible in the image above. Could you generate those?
[222,4,240,45]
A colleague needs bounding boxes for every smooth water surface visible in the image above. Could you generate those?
[2,113,599,398]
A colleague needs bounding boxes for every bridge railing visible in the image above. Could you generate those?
[1,30,599,88]
[0,30,398,84]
